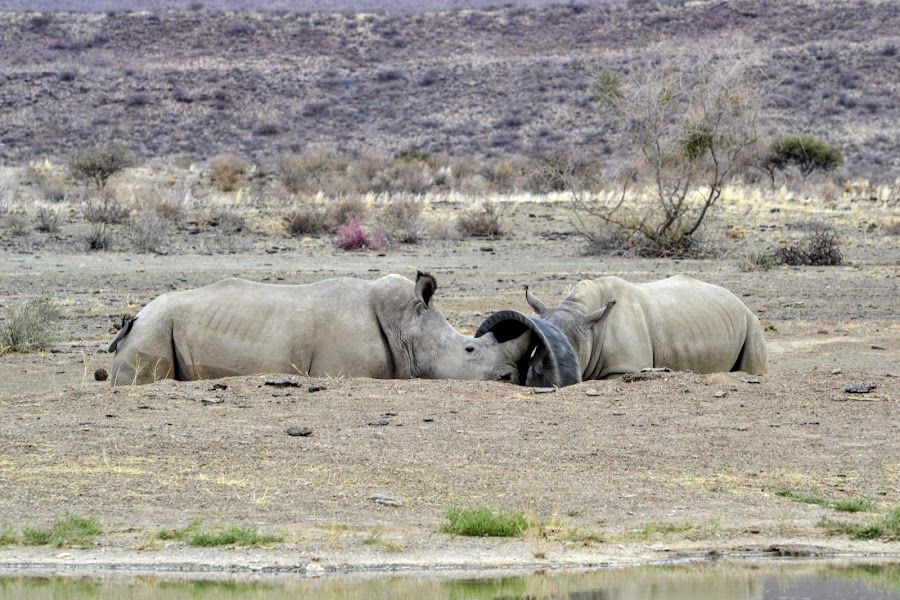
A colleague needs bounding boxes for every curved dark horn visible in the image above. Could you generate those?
[476,310,580,388]
[527,317,581,387]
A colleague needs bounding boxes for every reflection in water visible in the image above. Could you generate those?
[0,560,898,599]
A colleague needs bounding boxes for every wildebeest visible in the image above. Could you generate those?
[108,271,531,386]
[484,275,768,387]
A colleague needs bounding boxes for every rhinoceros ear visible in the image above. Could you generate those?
[415,271,437,307]
[476,310,580,388]
[524,284,550,316]
[585,300,616,326]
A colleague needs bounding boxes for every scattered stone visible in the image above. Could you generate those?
[93,368,108,382]
[584,389,601,397]
[871,344,886,350]
[423,417,434,422]
[264,377,300,387]
[830,368,842,375]
[307,385,326,393]
[640,367,671,373]
[201,397,224,405]
[210,383,228,391]
[368,419,389,426]
[367,493,403,507]
[479,246,494,252]
[286,426,312,437]
[817,330,829,335]
[713,390,727,398]
[845,381,877,393]
[533,387,557,394]
[742,378,761,384]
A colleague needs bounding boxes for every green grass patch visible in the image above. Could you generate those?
[157,518,203,541]
[441,505,528,537]
[22,515,101,547]
[620,521,694,542]
[776,490,876,513]
[188,525,282,547]
[820,506,900,541]
[0,526,20,546]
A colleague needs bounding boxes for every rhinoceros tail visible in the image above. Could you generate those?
[107,315,137,353]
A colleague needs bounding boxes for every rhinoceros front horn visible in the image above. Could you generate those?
[475,309,580,388]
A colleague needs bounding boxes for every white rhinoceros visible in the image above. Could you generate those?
[108,271,530,386]
[514,275,768,386]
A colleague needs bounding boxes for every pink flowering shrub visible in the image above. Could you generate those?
[337,218,387,251]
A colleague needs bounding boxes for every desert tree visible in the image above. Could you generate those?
[576,41,771,256]
[68,146,135,189]
[763,135,843,183]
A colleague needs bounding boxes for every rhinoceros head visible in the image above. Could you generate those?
[524,284,616,385]
[403,272,532,382]
[475,309,580,388]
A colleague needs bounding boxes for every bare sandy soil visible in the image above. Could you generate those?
[0,194,898,574]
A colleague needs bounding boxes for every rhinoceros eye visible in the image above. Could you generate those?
[465,345,475,353]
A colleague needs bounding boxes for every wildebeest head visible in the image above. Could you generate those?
[404,271,531,382]
[523,285,616,386]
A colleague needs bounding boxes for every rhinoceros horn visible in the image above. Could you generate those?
[475,310,580,388]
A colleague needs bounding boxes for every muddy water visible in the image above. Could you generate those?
[1,559,899,599]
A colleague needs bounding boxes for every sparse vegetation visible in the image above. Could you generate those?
[579,41,769,257]
[377,196,425,243]
[456,200,504,238]
[131,208,170,253]
[210,155,247,192]
[820,505,900,541]
[441,505,528,537]
[1,298,60,353]
[771,224,843,266]
[0,526,19,546]
[157,518,203,541]
[776,490,875,512]
[188,525,282,547]
[336,218,387,251]
[619,521,695,542]
[22,515,101,547]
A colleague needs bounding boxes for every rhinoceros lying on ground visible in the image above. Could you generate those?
[498,275,768,386]
[108,271,531,386]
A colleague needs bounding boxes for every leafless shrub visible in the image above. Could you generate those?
[1,298,60,353]
[1,213,29,236]
[283,205,331,236]
[377,196,425,243]
[131,209,170,253]
[772,224,842,266]
[326,196,368,229]
[210,155,247,192]
[0,169,17,214]
[34,205,61,233]
[276,153,349,194]
[205,208,246,233]
[83,192,130,225]
[580,40,770,257]
[84,223,113,251]
[456,200,504,238]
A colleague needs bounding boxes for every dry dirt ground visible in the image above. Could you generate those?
[0,194,898,574]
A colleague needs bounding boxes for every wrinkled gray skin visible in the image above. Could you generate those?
[109,271,530,386]
[525,275,768,385]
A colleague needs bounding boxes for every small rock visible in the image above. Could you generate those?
[307,385,326,393]
[640,367,671,373]
[742,378,761,384]
[584,389,601,397]
[265,377,300,387]
[713,390,727,398]
[368,419,389,426]
[367,493,403,507]
[423,417,434,423]
[830,368,842,375]
[210,383,228,391]
[93,368,108,382]
[871,345,886,350]
[286,426,312,437]
[201,397,224,405]
[533,387,557,394]
[845,381,877,393]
